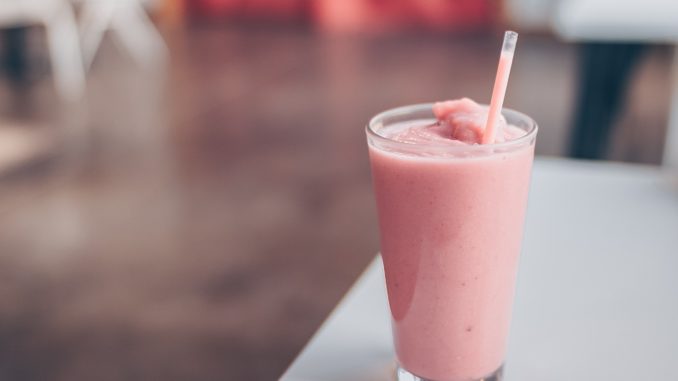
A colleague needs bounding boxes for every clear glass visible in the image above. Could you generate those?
[367,103,537,156]
[366,103,537,381]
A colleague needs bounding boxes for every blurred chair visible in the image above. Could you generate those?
[2,27,30,82]
[77,0,168,70]
[0,0,85,100]
[552,0,678,167]
[565,42,647,161]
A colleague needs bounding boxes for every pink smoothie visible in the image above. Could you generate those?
[368,99,536,381]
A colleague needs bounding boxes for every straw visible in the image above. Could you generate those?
[482,31,518,144]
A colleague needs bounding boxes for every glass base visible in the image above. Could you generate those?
[396,365,503,381]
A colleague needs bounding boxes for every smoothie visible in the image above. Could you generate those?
[367,99,536,381]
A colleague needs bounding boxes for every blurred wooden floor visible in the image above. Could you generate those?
[0,25,670,380]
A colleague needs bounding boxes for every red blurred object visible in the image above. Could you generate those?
[186,0,308,21]
[422,0,497,31]
[184,0,498,32]
[188,0,237,17]
[313,0,498,34]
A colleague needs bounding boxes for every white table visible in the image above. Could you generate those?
[281,159,678,381]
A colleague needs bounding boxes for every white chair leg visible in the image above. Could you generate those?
[79,1,116,70]
[664,45,678,168]
[111,1,168,68]
[45,2,86,100]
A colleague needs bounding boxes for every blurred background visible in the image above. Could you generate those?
[0,0,675,380]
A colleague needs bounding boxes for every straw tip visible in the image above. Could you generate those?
[504,30,518,39]
[502,30,519,53]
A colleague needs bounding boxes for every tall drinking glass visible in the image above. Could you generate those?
[366,104,537,381]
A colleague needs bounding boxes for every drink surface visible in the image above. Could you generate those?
[368,99,535,381]
[385,98,524,147]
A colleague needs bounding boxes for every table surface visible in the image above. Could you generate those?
[281,158,678,381]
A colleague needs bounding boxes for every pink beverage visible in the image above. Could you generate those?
[366,99,537,381]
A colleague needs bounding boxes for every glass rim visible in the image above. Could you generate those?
[366,103,538,153]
